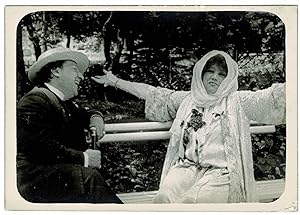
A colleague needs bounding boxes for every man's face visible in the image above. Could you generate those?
[56,60,84,100]
[202,64,227,95]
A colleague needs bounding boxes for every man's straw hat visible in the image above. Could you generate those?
[28,47,90,83]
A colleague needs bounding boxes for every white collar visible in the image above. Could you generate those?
[44,83,65,101]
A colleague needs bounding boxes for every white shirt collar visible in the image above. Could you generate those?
[44,83,65,101]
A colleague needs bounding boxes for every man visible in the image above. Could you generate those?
[17,47,122,203]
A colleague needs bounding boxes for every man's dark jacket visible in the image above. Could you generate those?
[17,86,121,203]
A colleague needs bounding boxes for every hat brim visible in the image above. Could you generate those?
[28,51,90,83]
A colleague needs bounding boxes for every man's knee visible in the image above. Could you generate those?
[82,167,105,185]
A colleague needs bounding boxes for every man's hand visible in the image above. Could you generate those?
[89,115,105,141]
[85,149,101,168]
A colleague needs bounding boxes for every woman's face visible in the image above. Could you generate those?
[202,64,227,94]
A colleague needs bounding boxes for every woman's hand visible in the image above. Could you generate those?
[91,70,118,87]
[92,69,151,100]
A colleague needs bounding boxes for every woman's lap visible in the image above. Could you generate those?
[153,164,229,203]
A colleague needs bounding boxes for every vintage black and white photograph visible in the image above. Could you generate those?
[5,5,297,212]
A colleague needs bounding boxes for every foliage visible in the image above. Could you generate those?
[100,141,168,193]
[252,125,286,181]
[238,53,285,90]
[53,11,107,39]
[21,12,65,53]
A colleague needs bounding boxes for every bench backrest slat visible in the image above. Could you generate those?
[99,122,275,143]
[104,121,268,133]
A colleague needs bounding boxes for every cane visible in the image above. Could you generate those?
[84,127,97,149]
[90,127,97,150]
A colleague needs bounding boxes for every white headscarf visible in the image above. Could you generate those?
[191,50,239,108]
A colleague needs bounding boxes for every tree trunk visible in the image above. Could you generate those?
[102,12,124,73]
[24,14,42,60]
[16,23,31,100]
[65,13,72,48]
[101,12,125,102]
[111,29,124,74]
[102,12,113,70]
[66,33,71,48]
[127,30,134,67]
[42,12,48,52]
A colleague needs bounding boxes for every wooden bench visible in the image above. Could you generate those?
[98,121,285,203]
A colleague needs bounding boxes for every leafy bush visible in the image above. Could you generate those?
[252,125,286,181]
[99,141,168,193]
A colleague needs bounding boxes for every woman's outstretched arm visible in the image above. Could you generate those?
[92,71,189,121]
[91,71,154,100]
[238,83,286,125]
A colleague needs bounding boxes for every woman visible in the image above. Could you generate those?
[92,50,285,203]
